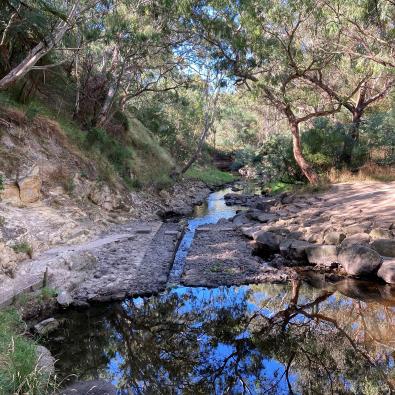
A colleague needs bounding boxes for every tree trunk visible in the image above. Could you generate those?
[179,115,212,175]
[342,109,363,166]
[0,1,79,90]
[96,45,121,127]
[290,122,319,184]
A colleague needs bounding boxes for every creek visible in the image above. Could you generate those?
[44,188,395,394]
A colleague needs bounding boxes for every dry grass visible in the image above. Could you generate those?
[327,163,395,183]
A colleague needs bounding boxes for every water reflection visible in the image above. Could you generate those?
[47,282,395,394]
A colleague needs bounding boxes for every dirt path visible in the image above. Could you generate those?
[318,182,395,226]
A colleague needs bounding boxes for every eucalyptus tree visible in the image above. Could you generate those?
[0,0,86,90]
[81,0,190,127]
[323,0,395,69]
[186,0,344,183]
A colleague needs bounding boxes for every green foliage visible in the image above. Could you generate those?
[261,133,303,183]
[11,242,33,258]
[0,309,54,395]
[0,174,3,192]
[40,287,57,301]
[185,165,236,187]
[85,128,133,179]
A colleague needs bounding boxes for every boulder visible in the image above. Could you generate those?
[18,165,41,203]
[232,213,251,227]
[370,239,395,257]
[377,259,395,284]
[306,244,338,266]
[280,239,312,261]
[370,228,393,240]
[324,232,346,245]
[254,231,283,252]
[34,317,59,335]
[36,345,55,375]
[338,245,382,276]
[344,223,370,236]
[340,233,370,248]
[240,224,262,239]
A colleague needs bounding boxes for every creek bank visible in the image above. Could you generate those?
[224,181,395,284]
[0,178,212,309]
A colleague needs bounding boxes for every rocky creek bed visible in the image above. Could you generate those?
[2,181,395,394]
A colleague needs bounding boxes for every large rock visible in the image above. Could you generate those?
[344,223,370,236]
[340,233,370,248]
[306,244,338,266]
[280,239,312,261]
[17,165,41,203]
[370,228,393,240]
[370,239,395,257]
[36,345,55,375]
[240,224,262,239]
[377,259,395,284]
[324,232,345,245]
[254,231,283,252]
[34,317,59,336]
[338,245,382,276]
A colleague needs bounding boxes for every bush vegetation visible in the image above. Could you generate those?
[185,165,236,187]
[11,242,33,258]
[0,309,55,395]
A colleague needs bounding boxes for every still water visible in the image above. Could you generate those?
[45,189,395,394]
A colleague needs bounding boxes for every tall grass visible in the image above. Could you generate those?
[327,163,395,183]
[0,309,56,395]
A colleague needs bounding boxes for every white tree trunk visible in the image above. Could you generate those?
[0,1,80,90]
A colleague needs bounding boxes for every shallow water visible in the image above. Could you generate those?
[45,189,395,394]
[168,187,244,283]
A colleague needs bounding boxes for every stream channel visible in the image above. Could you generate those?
[45,188,395,394]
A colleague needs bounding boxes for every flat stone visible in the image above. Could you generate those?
[254,231,283,252]
[377,259,395,284]
[306,244,338,266]
[338,245,382,276]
